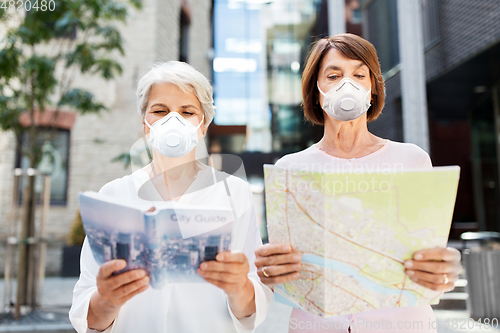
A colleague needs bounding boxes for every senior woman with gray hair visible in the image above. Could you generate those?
[69,61,272,333]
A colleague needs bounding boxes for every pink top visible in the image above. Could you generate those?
[274,140,437,333]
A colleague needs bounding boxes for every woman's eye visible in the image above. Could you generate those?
[183,111,194,116]
[355,74,365,79]
[328,75,339,80]
[153,110,166,114]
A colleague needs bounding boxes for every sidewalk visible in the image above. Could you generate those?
[0,277,77,333]
[0,277,498,332]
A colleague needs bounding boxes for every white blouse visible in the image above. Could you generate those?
[69,166,273,333]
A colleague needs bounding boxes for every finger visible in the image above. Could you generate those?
[260,271,300,287]
[255,253,302,268]
[97,260,127,280]
[112,275,150,299]
[116,283,150,304]
[255,244,293,257]
[216,252,247,263]
[413,247,461,262]
[404,260,456,274]
[202,278,243,294]
[197,268,241,283]
[258,263,301,278]
[405,270,459,285]
[199,261,246,275]
[410,277,456,292]
[104,269,148,291]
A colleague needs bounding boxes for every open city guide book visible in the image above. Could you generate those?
[264,165,460,317]
[78,191,235,289]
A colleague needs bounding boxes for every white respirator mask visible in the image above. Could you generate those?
[317,78,372,121]
[144,112,204,158]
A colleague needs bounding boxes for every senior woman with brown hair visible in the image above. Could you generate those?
[255,33,462,332]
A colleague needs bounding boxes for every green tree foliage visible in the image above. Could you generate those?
[67,209,85,246]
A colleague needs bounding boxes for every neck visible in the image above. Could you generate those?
[147,150,201,179]
[319,114,374,154]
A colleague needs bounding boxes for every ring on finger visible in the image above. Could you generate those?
[443,274,449,285]
[262,266,270,278]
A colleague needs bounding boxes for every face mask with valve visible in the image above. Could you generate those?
[317,77,372,121]
[144,112,205,158]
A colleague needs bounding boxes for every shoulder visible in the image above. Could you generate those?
[274,146,317,168]
[98,169,148,197]
[386,141,432,168]
[214,169,251,196]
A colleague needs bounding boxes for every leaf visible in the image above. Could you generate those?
[66,43,96,72]
[58,88,107,114]
[0,40,22,82]
[0,95,24,132]
[111,152,131,169]
[94,25,124,54]
[93,57,123,80]
[23,55,58,106]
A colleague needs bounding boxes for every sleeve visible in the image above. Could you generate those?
[418,150,433,169]
[69,183,117,333]
[225,182,274,333]
[68,237,115,333]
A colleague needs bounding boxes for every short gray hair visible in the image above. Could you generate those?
[136,61,215,126]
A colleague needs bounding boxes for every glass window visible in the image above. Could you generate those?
[179,10,190,62]
[421,0,439,49]
[365,0,400,73]
[16,128,70,205]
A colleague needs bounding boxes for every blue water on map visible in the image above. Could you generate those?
[301,254,417,306]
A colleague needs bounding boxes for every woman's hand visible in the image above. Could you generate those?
[254,244,302,288]
[404,247,462,292]
[88,260,150,331]
[197,252,256,319]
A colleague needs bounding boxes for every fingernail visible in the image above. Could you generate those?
[411,277,418,282]
[414,253,423,260]
[217,254,224,261]
[200,263,207,270]
[283,245,291,252]
[293,254,301,261]
[143,276,150,284]
[406,270,414,276]
[404,261,413,268]
[294,264,302,270]
[261,248,267,254]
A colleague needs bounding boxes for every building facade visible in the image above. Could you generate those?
[362,0,500,234]
[0,0,213,274]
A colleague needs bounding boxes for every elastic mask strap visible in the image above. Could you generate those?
[144,118,153,130]
[195,114,205,130]
[317,82,326,96]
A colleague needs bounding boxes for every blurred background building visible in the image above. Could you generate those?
[210,0,500,241]
[0,0,213,275]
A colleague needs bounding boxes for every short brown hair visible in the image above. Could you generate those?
[302,33,385,125]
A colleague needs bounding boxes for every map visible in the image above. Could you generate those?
[264,165,460,317]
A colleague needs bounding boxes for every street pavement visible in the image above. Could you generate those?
[0,277,498,332]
